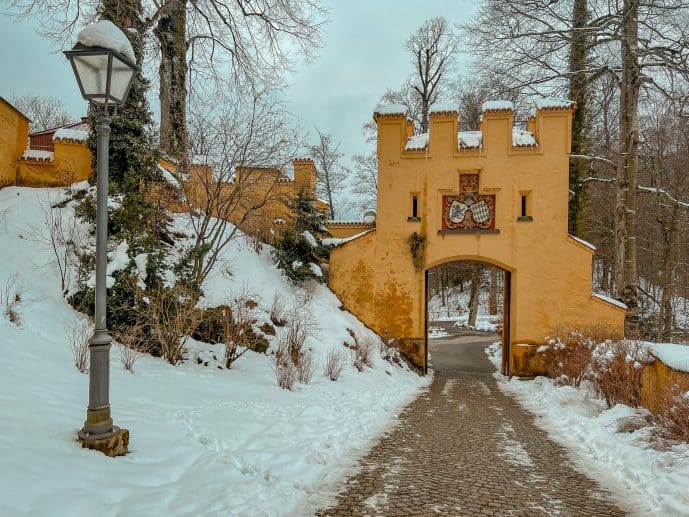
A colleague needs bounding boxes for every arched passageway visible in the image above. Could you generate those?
[425,260,510,375]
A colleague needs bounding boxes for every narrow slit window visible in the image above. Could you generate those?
[518,192,533,221]
[412,196,418,218]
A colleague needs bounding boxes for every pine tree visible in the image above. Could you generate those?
[273,189,330,282]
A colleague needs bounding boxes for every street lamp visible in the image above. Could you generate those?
[64,22,138,457]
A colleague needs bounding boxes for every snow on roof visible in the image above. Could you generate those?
[375,104,408,116]
[325,220,373,226]
[568,235,597,251]
[458,131,482,149]
[76,20,136,63]
[20,149,54,161]
[429,103,458,115]
[535,97,576,110]
[482,100,514,112]
[650,343,689,373]
[405,128,536,151]
[322,229,375,247]
[53,128,89,142]
[512,129,537,147]
[592,292,628,310]
[405,133,429,151]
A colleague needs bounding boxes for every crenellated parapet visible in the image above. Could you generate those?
[374,98,576,160]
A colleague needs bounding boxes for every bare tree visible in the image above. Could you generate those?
[351,151,378,212]
[6,0,326,164]
[10,94,73,132]
[309,129,349,220]
[406,17,460,132]
[177,91,303,288]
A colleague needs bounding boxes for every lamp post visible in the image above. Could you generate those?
[64,27,138,457]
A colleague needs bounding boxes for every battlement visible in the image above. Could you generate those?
[375,98,575,161]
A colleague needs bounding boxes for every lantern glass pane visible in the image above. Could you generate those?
[72,53,110,104]
[108,54,136,104]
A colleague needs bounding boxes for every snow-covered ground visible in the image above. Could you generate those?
[428,289,501,332]
[0,186,429,517]
[485,342,689,515]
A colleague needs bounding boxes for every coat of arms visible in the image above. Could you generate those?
[442,174,495,230]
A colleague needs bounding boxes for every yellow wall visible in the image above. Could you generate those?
[329,104,626,373]
[0,99,28,186]
[641,357,689,414]
[16,139,92,187]
[173,159,320,244]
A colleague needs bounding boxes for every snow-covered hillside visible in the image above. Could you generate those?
[0,186,428,517]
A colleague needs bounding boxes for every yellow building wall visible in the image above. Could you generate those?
[329,105,625,373]
[179,159,320,243]
[16,140,92,187]
[0,99,28,186]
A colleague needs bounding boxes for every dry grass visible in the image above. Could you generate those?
[591,340,647,408]
[296,348,316,384]
[115,322,148,373]
[146,286,200,365]
[543,324,621,387]
[649,378,689,443]
[2,273,22,325]
[66,321,90,373]
[273,343,297,390]
[323,348,345,381]
[270,293,288,327]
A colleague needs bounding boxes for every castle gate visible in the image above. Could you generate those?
[328,101,626,375]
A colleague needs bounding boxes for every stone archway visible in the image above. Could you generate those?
[328,101,626,376]
[425,259,511,375]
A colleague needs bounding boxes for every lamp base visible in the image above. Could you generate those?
[78,426,129,457]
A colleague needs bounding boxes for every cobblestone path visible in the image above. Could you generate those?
[317,333,625,516]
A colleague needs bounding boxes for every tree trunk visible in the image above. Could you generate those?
[599,256,610,293]
[567,0,590,236]
[657,204,678,342]
[156,0,189,167]
[614,0,641,337]
[488,267,498,315]
[467,266,482,328]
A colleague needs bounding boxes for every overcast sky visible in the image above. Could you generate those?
[0,1,477,215]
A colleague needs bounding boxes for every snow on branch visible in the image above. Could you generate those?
[570,154,616,167]
[638,186,689,209]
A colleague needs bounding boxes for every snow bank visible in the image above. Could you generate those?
[650,343,689,373]
[0,187,427,516]
[77,20,136,63]
[485,343,689,516]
